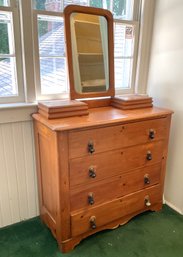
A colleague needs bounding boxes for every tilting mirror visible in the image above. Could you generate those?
[64,5,114,99]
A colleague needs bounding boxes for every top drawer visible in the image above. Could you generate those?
[69,117,168,159]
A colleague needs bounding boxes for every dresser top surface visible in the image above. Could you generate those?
[32,106,173,131]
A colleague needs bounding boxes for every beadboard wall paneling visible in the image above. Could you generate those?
[0,121,39,228]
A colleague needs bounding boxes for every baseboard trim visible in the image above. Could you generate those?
[164,200,183,215]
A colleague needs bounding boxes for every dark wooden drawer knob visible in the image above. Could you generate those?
[88,193,94,205]
[90,216,96,229]
[89,167,96,178]
[149,129,155,139]
[144,174,150,184]
[88,141,95,154]
[146,151,152,160]
[145,195,151,207]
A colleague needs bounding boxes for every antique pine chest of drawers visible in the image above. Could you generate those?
[33,106,172,252]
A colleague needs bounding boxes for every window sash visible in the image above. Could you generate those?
[33,3,140,100]
[33,10,69,100]
[0,0,143,104]
[114,19,139,94]
[0,1,24,103]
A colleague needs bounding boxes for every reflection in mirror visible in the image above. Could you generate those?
[70,13,109,93]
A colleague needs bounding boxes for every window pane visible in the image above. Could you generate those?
[90,0,103,8]
[38,15,65,56]
[0,58,18,96]
[115,58,132,89]
[40,57,67,94]
[112,0,133,20]
[0,0,10,7]
[33,0,88,12]
[0,12,14,54]
[33,0,62,11]
[38,15,67,94]
[90,0,133,20]
[114,23,134,57]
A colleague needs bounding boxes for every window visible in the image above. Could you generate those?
[32,0,140,99]
[0,0,24,103]
[0,0,143,103]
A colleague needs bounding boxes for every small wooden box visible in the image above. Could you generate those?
[111,94,153,110]
[38,100,89,119]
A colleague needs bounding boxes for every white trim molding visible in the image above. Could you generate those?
[19,0,36,102]
[0,103,37,124]
[165,200,183,215]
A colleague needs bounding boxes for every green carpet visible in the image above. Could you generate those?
[0,205,183,257]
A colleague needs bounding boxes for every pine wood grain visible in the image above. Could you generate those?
[68,117,168,158]
[33,106,172,253]
[32,106,173,132]
[71,185,161,237]
[70,164,161,211]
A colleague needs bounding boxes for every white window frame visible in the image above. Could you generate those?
[114,19,139,95]
[0,0,24,103]
[32,0,141,100]
[113,0,141,95]
[0,0,156,106]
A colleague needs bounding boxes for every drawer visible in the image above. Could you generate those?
[71,185,162,237]
[69,117,168,159]
[69,141,164,187]
[70,163,161,211]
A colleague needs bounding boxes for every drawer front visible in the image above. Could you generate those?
[69,141,164,187]
[70,164,161,211]
[69,118,168,159]
[71,185,162,237]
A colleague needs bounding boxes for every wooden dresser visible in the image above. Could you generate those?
[33,105,172,252]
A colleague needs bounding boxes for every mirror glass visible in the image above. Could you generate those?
[70,13,109,93]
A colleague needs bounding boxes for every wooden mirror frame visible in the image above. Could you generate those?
[64,5,115,100]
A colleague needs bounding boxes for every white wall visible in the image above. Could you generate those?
[147,0,183,213]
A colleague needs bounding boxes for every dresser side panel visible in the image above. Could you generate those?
[57,131,71,241]
[33,120,60,237]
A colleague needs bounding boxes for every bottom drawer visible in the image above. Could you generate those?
[71,185,161,237]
